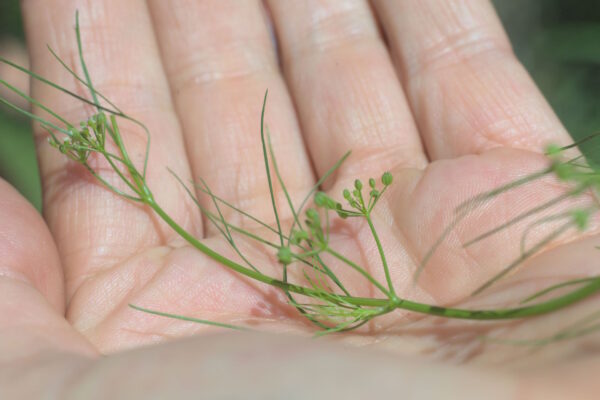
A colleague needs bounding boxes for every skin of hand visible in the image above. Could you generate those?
[0,39,30,110]
[2,0,600,398]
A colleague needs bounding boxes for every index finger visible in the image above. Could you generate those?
[21,0,201,301]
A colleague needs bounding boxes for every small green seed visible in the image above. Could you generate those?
[277,247,293,265]
[306,208,319,221]
[336,210,348,219]
[369,178,376,188]
[291,230,309,245]
[382,172,393,186]
[315,192,339,209]
[314,192,327,207]
[354,179,363,191]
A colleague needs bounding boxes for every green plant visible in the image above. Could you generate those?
[2,13,600,341]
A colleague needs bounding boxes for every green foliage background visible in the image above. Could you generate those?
[0,1,38,208]
[0,1,599,211]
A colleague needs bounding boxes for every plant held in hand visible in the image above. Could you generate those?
[2,13,600,342]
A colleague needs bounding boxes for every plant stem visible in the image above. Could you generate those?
[146,192,600,320]
[325,247,391,297]
[366,214,396,298]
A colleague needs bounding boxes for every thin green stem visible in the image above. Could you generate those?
[520,277,600,304]
[108,115,148,198]
[415,207,468,282]
[266,126,302,238]
[129,304,251,331]
[473,220,575,296]
[0,79,72,128]
[326,247,391,297]
[0,94,71,136]
[287,150,351,241]
[259,91,284,248]
[463,189,580,248]
[366,214,396,297]
[201,178,262,273]
[194,184,282,237]
[83,165,142,202]
[102,152,143,197]
[47,44,123,114]
[455,167,553,214]
[0,55,121,116]
[76,11,100,108]
[145,194,600,320]
[313,254,352,296]
[416,166,555,283]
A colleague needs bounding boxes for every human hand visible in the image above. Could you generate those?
[2,0,599,398]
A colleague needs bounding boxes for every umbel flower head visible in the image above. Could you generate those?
[48,112,107,163]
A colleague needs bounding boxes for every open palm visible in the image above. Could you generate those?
[3,0,599,398]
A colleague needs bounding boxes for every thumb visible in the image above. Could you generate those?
[0,178,96,396]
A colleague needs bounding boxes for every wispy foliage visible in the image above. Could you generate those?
[2,13,600,344]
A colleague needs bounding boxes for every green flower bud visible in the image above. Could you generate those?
[335,203,348,219]
[291,230,309,245]
[277,247,293,265]
[48,137,60,148]
[314,191,327,207]
[87,116,97,129]
[381,172,393,186]
[343,189,351,200]
[306,208,319,222]
[369,178,376,189]
[354,179,363,191]
[337,212,348,219]
[314,192,338,209]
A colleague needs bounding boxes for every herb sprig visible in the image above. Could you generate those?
[2,12,600,342]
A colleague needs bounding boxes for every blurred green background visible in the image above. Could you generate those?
[0,1,39,208]
[0,1,599,211]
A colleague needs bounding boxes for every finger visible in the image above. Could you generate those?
[0,178,63,311]
[371,0,572,160]
[21,1,201,300]
[266,0,426,184]
[0,178,95,365]
[148,0,314,233]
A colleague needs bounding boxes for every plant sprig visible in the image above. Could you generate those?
[2,13,600,343]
